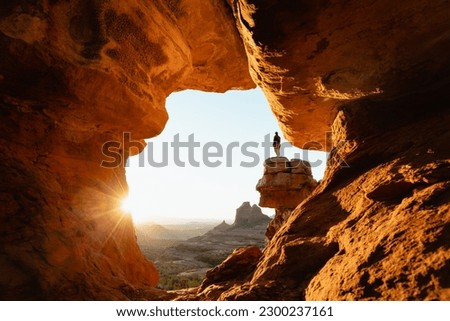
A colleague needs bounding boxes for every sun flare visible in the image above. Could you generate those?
[120,195,149,224]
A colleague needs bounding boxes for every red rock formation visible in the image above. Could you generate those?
[209,102,450,301]
[199,246,262,295]
[1,0,450,301]
[256,157,317,240]
[0,0,253,299]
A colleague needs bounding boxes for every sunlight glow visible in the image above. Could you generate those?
[120,195,149,224]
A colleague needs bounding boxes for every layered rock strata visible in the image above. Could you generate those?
[1,0,449,301]
[179,0,450,300]
[256,157,317,240]
[232,202,271,228]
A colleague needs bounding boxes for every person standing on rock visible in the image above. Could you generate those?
[273,132,281,157]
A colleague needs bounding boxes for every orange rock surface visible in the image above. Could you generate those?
[256,157,317,209]
[1,0,449,300]
[256,157,317,240]
[206,104,450,300]
[230,0,450,148]
[0,0,253,299]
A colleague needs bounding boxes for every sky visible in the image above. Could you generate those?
[124,88,327,224]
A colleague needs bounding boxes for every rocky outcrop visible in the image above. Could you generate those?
[204,104,450,301]
[187,0,450,300]
[0,0,253,300]
[256,157,317,239]
[232,202,271,228]
[2,0,450,301]
[143,204,269,291]
[229,0,450,149]
[257,157,317,209]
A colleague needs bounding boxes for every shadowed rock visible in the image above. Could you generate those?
[1,0,450,300]
[199,246,262,292]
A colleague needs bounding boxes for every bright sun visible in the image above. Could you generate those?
[120,195,149,224]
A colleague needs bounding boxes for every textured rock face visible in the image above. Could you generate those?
[0,0,253,299]
[303,105,450,300]
[230,0,450,148]
[213,104,450,301]
[265,209,292,242]
[232,202,271,228]
[256,157,317,209]
[2,0,450,301]
[256,157,317,240]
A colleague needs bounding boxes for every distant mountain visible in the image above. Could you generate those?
[232,201,271,228]
[136,224,178,240]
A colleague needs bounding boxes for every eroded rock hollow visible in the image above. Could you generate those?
[1,0,449,300]
[0,0,253,300]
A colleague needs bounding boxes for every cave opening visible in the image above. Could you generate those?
[123,87,327,290]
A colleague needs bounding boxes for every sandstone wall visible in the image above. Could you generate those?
[202,102,450,300]
[1,0,449,300]
[0,0,253,299]
[230,0,450,148]
[180,0,450,300]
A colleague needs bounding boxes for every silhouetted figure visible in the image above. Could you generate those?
[273,132,281,156]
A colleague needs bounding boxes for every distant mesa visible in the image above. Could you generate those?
[256,157,318,240]
[232,202,271,228]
